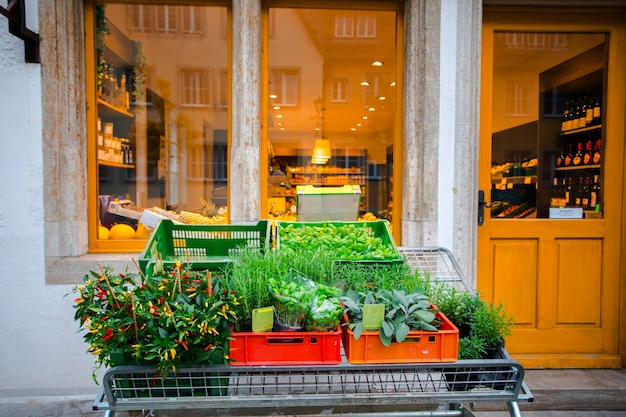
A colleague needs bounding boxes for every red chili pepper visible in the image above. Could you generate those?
[102,328,114,342]
[204,344,212,351]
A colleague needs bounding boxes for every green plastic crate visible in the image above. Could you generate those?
[276,220,404,265]
[139,219,271,274]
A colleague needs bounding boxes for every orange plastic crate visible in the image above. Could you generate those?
[229,326,342,366]
[341,311,459,364]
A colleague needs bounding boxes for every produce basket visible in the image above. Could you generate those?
[276,220,404,265]
[138,219,271,273]
[341,311,459,364]
[229,325,342,366]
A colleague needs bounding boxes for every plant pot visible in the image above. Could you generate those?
[445,345,516,392]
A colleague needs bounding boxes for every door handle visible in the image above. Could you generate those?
[478,190,488,226]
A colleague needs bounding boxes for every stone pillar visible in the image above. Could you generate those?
[452,0,482,285]
[402,0,441,246]
[230,0,262,223]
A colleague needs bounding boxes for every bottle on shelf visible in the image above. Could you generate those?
[564,144,573,167]
[585,96,594,126]
[592,139,602,164]
[591,173,601,211]
[575,176,583,207]
[583,140,593,165]
[565,176,573,206]
[572,142,583,166]
[592,96,601,125]
[555,146,564,168]
[590,175,598,209]
[561,101,570,132]
[571,99,581,130]
[578,98,587,129]
[581,176,590,209]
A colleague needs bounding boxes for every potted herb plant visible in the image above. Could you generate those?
[340,288,442,345]
[70,262,240,379]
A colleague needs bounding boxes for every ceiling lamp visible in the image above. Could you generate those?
[311,138,331,164]
[311,97,332,164]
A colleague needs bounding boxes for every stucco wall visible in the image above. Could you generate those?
[0,20,98,395]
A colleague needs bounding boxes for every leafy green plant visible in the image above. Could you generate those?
[279,222,399,261]
[415,278,514,359]
[70,263,240,379]
[341,288,441,347]
[227,248,340,331]
[470,301,514,349]
[458,334,487,360]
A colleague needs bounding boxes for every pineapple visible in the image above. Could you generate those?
[178,210,216,224]
[199,197,218,217]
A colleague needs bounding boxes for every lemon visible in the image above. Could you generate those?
[109,223,136,239]
[98,225,110,240]
[135,223,153,239]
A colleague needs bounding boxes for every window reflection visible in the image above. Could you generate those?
[96,3,228,242]
[267,8,397,223]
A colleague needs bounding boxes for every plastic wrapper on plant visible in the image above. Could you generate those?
[268,270,343,332]
[268,274,313,330]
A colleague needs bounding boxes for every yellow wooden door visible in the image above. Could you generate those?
[478,9,626,368]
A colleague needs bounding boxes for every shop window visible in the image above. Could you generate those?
[217,69,228,109]
[155,5,177,34]
[270,69,299,107]
[504,81,530,116]
[182,6,204,36]
[490,32,606,220]
[180,68,212,107]
[335,15,354,38]
[331,78,349,103]
[129,4,152,33]
[356,15,376,38]
[91,3,228,251]
[267,7,397,224]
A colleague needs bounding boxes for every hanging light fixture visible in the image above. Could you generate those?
[312,98,331,164]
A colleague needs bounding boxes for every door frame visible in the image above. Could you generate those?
[478,7,626,368]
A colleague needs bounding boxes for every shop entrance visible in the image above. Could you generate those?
[478,9,626,368]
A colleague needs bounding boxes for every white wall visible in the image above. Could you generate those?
[0,10,98,395]
[437,0,458,250]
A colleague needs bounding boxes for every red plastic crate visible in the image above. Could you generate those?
[229,326,342,366]
[341,311,459,364]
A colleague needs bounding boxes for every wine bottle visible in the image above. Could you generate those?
[592,139,602,165]
[571,99,581,130]
[572,142,583,166]
[592,173,601,211]
[592,97,601,125]
[581,176,590,209]
[590,175,598,209]
[579,98,587,129]
[575,176,583,207]
[564,144,573,167]
[561,101,570,132]
[565,176,573,206]
[585,96,594,126]
[583,140,593,165]
[556,146,564,168]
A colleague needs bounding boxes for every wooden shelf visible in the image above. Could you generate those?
[98,98,133,118]
[556,164,601,171]
[560,124,602,136]
[98,160,135,169]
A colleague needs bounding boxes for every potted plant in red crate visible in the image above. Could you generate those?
[69,262,240,380]
[339,288,459,364]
